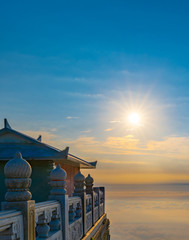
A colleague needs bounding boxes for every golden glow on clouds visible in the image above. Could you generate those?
[23,129,189,185]
[104,128,113,132]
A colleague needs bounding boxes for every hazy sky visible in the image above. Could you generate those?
[1,1,189,184]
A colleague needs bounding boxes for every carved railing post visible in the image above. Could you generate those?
[36,213,50,238]
[49,164,68,240]
[73,171,87,235]
[1,152,35,240]
[49,210,61,231]
[85,174,95,225]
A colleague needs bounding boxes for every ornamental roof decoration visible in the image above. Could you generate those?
[0,119,97,169]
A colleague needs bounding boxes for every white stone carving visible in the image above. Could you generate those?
[0,210,24,240]
[69,218,83,240]
[35,200,62,239]
[86,212,92,232]
[4,152,32,202]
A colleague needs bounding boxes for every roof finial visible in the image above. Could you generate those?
[37,135,42,142]
[4,119,12,129]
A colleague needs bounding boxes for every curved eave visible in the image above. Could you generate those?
[67,154,97,169]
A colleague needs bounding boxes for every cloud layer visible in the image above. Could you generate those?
[22,129,189,184]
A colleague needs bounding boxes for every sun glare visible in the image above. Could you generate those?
[128,112,140,125]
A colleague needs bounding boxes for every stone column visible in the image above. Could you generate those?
[85,174,95,225]
[1,152,35,240]
[73,171,87,235]
[49,164,68,240]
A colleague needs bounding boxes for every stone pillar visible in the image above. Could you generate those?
[73,171,87,235]
[1,152,35,240]
[49,164,68,240]
[85,174,95,225]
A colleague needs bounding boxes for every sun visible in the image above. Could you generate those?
[128,112,140,125]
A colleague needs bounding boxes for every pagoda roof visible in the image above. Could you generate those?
[0,119,97,169]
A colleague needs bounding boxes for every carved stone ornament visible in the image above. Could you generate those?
[75,202,82,218]
[69,220,83,240]
[74,171,85,194]
[86,212,92,231]
[49,164,67,195]
[49,212,61,231]
[4,152,32,202]
[69,204,76,223]
[50,164,67,181]
[36,214,50,238]
[85,174,94,192]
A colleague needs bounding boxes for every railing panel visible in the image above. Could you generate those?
[94,190,99,222]
[68,197,82,223]
[99,203,104,217]
[68,196,83,240]
[35,200,62,240]
[86,211,92,233]
[85,194,92,232]
[94,206,99,223]
[0,210,24,240]
[69,218,83,240]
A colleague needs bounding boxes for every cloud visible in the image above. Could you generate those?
[55,134,189,160]
[104,128,113,132]
[147,136,189,159]
[100,159,146,165]
[65,91,105,99]
[66,116,80,119]
[22,129,189,184]
[59,135,142,157]
[50,128,57,132]
[23,130,56,146]
[109,120,121,123]
[23,130,189,164]
[80,129,92,133]
[104,135,139,150]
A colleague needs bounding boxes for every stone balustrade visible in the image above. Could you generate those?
[94,191,99,223]
[68,197,82,223]
[35,200,62,239]
[0,210,24,240]
[68,197,83,240]
[0,152,107,240]
[85,194,92,232]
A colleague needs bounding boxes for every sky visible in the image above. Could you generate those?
[1,0,189,185]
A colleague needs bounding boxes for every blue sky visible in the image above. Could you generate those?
[1,1,189,184]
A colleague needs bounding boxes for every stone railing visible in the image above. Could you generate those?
[85,194,92,232]
[0,210,24,239]
[68,197,83,240]
[0,152,106,240]
[35,200,62,239]
[94,190,99,223]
